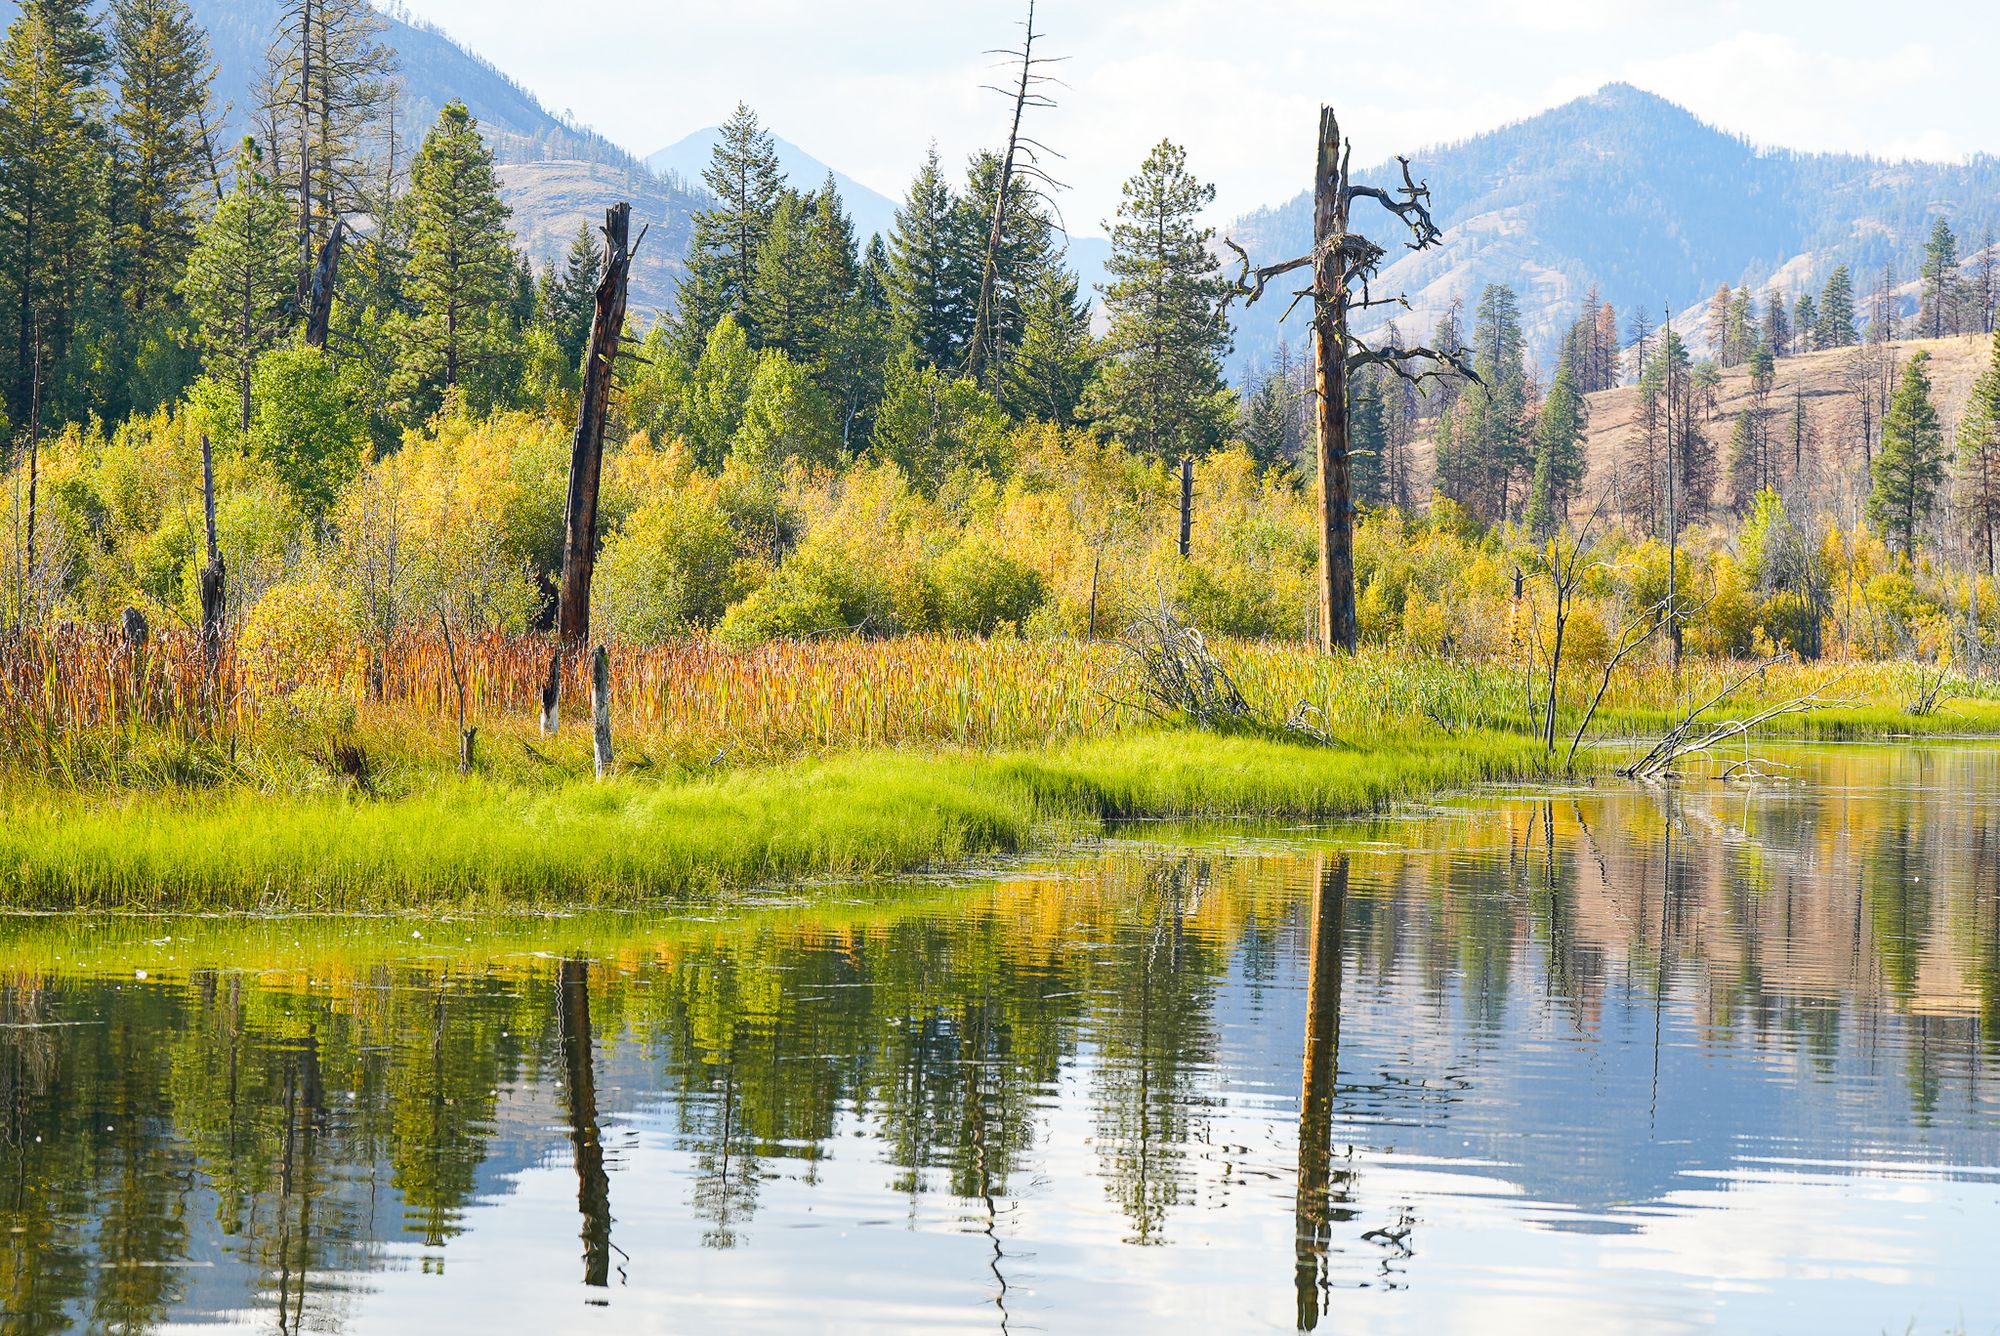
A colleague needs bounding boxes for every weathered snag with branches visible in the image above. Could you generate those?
[1225,108,1476,654]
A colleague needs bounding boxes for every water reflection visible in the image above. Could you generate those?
[4,744,2000,1332]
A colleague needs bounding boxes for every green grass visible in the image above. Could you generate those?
[0,728,1559,910]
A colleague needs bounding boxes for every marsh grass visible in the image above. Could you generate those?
[0,729,1558,910]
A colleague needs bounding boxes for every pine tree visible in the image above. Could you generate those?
[755,177,858,384]
[21,0,108,87]
[1449,282,1529,522]
[1817,266,1857,349]
[1722,284,1754,366]
[109,0,215,321]
[1083,140,1231,460]
[259,0,396,298]
[1919,216,1961,339]
[1760,288,1790,360]
[886,147,970,368]
[1867,350,1948,556]
[390,101,517,425]
[179,137,295,429]
[0,6,111,425]
[680,102,782,344]
[1792,293,1817,354]
[1704,283,1731,362]
[1005,264,1093,425]
[1525,356,1587,538]
[535,221,599,371]
[1593,298,1621,391]
[1349,370,1388,510]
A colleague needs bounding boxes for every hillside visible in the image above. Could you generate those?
[0,0,701,310]
[1575,334,1992,519]
[1226,84,2000,377]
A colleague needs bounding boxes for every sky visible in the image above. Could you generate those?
[392,0,1997,236]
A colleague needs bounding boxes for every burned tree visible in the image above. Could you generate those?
[302,216,347,348]
[545,203,640,731]
[1227,108,1473,654]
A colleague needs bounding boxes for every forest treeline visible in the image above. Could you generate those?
[5,0,2000,668]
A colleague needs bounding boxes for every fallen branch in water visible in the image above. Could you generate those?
[1619,659,1850,780]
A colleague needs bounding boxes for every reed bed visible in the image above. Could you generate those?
[2,623,1995,793]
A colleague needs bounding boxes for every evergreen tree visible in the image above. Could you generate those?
[109,0,214,322]
[1919,216,1961,339]
[0,6,113,425]
[1525,356,1587,538]
[21,0,108,87]
[1867,350,1948,556]
[1816,265,1857,349]
[756,178,857,377]
[258,0,396,297]
[1448,282,1529,521]
[179,137,295,429]
[680,102,782,344]
[1348,371,1389,510]
[535,221,599,371]
[1083,140,1230,459]
[1005,265,1093,426]
[1792,292,1817,355]
[1704,284,1730,362]
[1760,288,1790,360]
[885,147,971,369]
[390,101,517,425]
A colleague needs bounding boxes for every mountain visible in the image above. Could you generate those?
[0,0,702,315]
[1223,84,2000,378]
[647,127,901,245]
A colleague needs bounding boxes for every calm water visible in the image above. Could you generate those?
[6,745,2000,1334]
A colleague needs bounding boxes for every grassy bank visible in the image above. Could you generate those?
[0,729,1556,910]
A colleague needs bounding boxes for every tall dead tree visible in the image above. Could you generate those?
[965,0,1064,390]
[1227,109,1473,654]
[546,204,639,730]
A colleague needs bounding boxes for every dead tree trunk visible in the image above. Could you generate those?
[1178,456,1194,558]
[549,203,639,727]
[1310,114,1354,652]
[1227,108,1473,656]
[591,646,613,780]
[303,218,347,349]
[199,435,227,720]
[966,0,1061,390]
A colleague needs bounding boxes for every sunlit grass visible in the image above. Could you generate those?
[0,729,1558,910]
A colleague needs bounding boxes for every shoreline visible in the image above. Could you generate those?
[0,729,1558,911]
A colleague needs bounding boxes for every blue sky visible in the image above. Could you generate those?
[394,0,1995,232]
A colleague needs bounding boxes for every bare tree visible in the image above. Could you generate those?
[1225,109,1474,653]
[966,0,1065,391]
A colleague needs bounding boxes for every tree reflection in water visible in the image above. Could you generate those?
[3,745,2000,1331]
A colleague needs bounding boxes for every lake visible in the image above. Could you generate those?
[3,744,1998,1333]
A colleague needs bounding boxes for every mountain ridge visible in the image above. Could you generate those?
[1222,83,2000,376]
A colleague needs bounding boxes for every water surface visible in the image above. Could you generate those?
[5,744,2000,1333]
